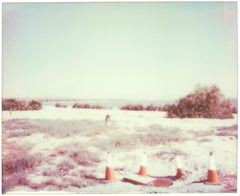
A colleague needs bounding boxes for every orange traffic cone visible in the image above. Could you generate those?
[205,152,219,185]
[175,154,185,179]
[139,165,147,176]
[138,152,147,176]
[105,152,115,181]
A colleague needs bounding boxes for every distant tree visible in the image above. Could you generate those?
[2,99,41,111]
[166,85,234,119]
[72,103,103,109]
[73,103,81,108]
[232,106,238,114]
[120,104,145,111]
[55,103,62,108]
[145,104,157,111]
[2,99,18,111]
[28,100,42,110]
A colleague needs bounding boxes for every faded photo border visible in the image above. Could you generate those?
[1,0,239,195]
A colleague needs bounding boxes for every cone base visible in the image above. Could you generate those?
[206,169,219,184]
[105,167,115,181]
[204,181,221,185]
[176,168,185,179]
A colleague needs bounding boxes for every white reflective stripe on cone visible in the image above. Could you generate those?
[141,152,147,166]
[106,153,112,168]
[209,155,216,170]
[176,156,183,168]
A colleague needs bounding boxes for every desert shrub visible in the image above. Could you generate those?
[157,106,166,111]
[95,125,182,151]
[3,119,99,139]
[7,129,33,138]
[2,98,42,111]
[105,131,181,150]
[28,100,42,110]
[160,104,173,112]
[69,150,101,166]
[3,119,34,131]
[120,104,167,111]
[63,170,106,189]
[55,103,67,108]
[72,103,81,108]
[120,104,144,111]
[55,103,61,107]
[216,124,238,138]
[42,168,59,177]
[2,99,18,111]
[91,104,104,109]
[3,155,38,175]
[72,103,104,109]
[232,107,237,114]
[137,126,182,145]
[166,85,234,119]
[145,104,157,111]
[2,143,42,193]
[57,160,75,172]
[2,171,30,193]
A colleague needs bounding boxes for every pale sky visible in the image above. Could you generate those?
[2,2,238,100]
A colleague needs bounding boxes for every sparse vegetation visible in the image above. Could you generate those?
[120,104,165,111]
[166,85,234,119]
[2,142,42,193]
[3,119,103,138]
[73,103,104,109]
[95,125,183,151]
[145,104,158,111]
[120,104,145,111]
[2,98,42,111]
[69,150,101,166]
[216,125,238,138]
[55,103,67,108]
[119,104,172,111]
[2,106,237,193]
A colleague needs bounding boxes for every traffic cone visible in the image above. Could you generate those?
[138,152,147,176]
[105,152,115,181]
[139,165,147,176]
[205,152,219,185]
[175,154,185,179]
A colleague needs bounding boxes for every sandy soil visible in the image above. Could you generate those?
[2,107,238,193]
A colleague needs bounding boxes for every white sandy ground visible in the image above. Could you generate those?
[2,107,239,194]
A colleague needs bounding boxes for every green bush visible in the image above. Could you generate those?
[2,99,42,111]
[120,104,166,111]
[145,104,157,111]
[166,85,234,119]
[120,104,145,111]
[72,103,104,109]
[28,100,42,110]
[55,103,67,108]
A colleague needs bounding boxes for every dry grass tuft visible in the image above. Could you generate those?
[2,142,42,193]
[57,160,75,172]
[7,129,33,138]
[69,150,101,167]
[221,175,237,192]
[95,125,183,152]
[3,119,104,138]
[215,125,238,138]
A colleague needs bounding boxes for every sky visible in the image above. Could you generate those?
[2,2,238,100]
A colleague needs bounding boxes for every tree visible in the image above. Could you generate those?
[166,85,234,119]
